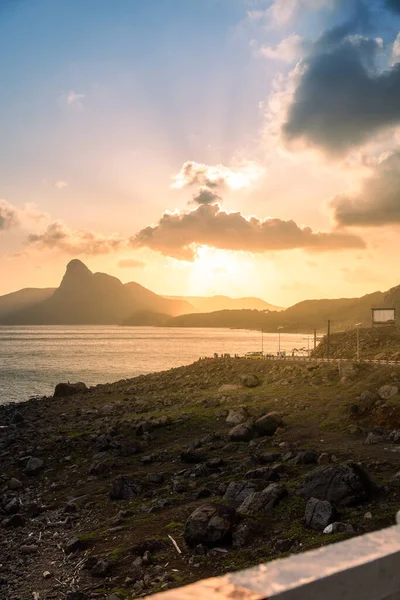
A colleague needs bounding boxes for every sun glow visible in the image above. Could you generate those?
[188,246,257,296]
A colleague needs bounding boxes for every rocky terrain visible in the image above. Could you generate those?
[2,357,400,600]
[312,325,400,361]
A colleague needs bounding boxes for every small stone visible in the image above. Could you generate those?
[323,522,355,534]
[305,498,335,531]
[64,537,83,554]
[364,512,373,519]
[25,457,44,476]
[91,558,112,577]
[8,478,23,490]
[20,545,38,554]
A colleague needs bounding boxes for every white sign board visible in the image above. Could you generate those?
[372,308,395,324]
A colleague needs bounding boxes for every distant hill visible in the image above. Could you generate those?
[166,285,400,332]
[0,288,55,320]
[0,260,193,325]
[164,295,283,313]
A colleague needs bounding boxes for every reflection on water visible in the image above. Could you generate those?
[0,326,305,404]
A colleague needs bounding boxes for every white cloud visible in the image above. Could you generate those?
[66,91,85,109]
[257,34,310,63]
[171,161,264,192]
[27,222,126,255]
[247,0,333,27]
[393,32,400,64]
[55,180,68,190]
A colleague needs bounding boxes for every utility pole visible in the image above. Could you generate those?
[355,322,362,361]
[261,329,264,354]
[327,320,331,360]
[313,329,317,351]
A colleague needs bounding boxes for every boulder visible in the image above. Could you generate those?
[245,464,283,480]
[290,450,318,465]
[232,523,252,548]
[226,408,249,426]
[110,476,144,500]
[184,504,236,548]
[255,412,283,436]
[180,450,206,464]
[228,421,254,442]
[258,452,281,464]
[305,498,336,531]
[8,477,23,490]
[240,374,260,388]
[390,430,400,443]
[378,385,398,400]
[223,481,258,503]
[25,457,44,476]
[146,472,164,484]
[365,432,384,445]
[296,464,374,507]
[54,382,88,397]
[323,522,355,534]
[91,558,112,577]
[238,483,287,516]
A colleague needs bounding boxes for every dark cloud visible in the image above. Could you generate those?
[131,204,365,261]
[0,200,18,231]
[386,0,400,14]
[283,31,400,154]
[117,258,145,268]
[28,222,125,255]
[332,152,400,226]
[191,187,221,205]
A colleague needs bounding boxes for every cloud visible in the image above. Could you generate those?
[247,0,334,27]
[0,200,19,231]
[257,34,310,63]
[131,203,365,261]
[171,161,264,191]
[331,151,400,226]
[27,222,125,255]
[282,34,400,154]
[393,32,400,63]
[66,91,85,109]
[55,180,68,189]
[117,258,145,268]
[191,187,221,206]
[386,0,400,14]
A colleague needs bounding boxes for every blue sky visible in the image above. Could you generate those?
[1,0,400,304]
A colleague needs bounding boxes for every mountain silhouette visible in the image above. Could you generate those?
[0,259,193,324]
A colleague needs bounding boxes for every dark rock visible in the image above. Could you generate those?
[240,374,260,388]
[4,497,20,514]
[146,472,164,484]
[232,523,253,548]
[206,458,224,469]
[228,421,254,442]
[89,460,113,476]
[291,450,318,465]
[66,593,86,600]
[226,408,249,425]
[192,463,209,478]
[365,432,384,445]
[8,477,23,490]
[54,382,88,397]
[258,452,282,464]
[20,544,38,554]
[110,476,144,500]
[296,464,375,507]
[64,537,83,554]
[254,412,283,436]
[11,412,24,424]
[244,464,283,480]
[195,487,213,499]
[305,498,336,531]
[237,483,287,515]
[25,457,44,475]
[2,513,25,528]
[390,430,400,443]
[224,481,258,503]
[184,504,237,548]
[180,450,206,464]
[91,558,112,577]
[318,453,330,466]
[324,522,355,534]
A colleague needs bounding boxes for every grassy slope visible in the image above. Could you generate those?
[2,358,400,598]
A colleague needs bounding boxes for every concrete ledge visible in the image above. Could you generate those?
[146,524,400,599]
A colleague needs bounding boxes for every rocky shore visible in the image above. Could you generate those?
[2,357,400,600]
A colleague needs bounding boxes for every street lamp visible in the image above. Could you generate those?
[355,322,362,361]
[277,326,284,356]
[261,329,264,355]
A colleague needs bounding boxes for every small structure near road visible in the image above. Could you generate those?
[372,307,396,327]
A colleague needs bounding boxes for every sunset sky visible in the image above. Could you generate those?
[1,0,400,306]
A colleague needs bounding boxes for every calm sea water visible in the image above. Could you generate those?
[0,326,306,404]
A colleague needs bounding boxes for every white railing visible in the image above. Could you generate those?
[146,518,400,599]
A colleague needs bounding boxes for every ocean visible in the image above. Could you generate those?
[0,326,307,404]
